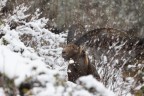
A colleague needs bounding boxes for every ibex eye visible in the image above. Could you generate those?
[62,51,66,54]
[72,46,76,49]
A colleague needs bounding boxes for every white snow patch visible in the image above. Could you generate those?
[78,75,115,96]
[0,88,5,96]
[0,45,48,86]
[69,59,74,64]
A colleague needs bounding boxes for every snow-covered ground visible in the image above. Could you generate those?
[0,3,116,96]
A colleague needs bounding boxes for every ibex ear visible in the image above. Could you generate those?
[78,46,84,54]
[72,45,79,53]
[73,48,79,53]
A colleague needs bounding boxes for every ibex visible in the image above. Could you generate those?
[62,25,101,82]
[62,27,144,83]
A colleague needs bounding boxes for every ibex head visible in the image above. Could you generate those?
[62,43,80,60]
[62,24,85,60]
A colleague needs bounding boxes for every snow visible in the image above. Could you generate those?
[69,59,74,64]
[77,75,115,96]
[0,0,7,9]
[0,88,5,96]
[0,44,49,86]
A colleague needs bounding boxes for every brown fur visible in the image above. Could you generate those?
[62,43,100,82]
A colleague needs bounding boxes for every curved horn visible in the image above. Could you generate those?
[67,24,86,44]
[67,25,77,44]
[74,28,122,46]
[74,28,102,46]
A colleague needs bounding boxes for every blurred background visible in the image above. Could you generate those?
[1,0,144,37]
